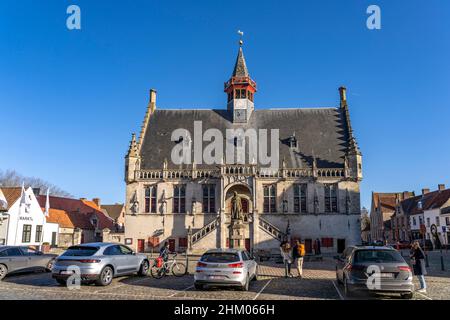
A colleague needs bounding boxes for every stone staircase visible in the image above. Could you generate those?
[258,216,285,241]
[190,216,220,247]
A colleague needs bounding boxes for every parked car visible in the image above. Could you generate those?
[52,242,149,286]
[0,246,57,280]
[194,249,258,291]
[335,246,414,299]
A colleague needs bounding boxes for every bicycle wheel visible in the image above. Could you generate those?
[150,265,166,279]
[171,262,187,277]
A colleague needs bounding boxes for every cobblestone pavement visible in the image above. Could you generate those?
[0,257,448,300]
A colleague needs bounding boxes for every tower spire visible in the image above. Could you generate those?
[224,31,257,123]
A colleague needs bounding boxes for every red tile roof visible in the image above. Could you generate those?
[0,187,22,210]
[372,192,415,213]
[43,208,75,228]
[401,188,450,216]
[37,195,114,230]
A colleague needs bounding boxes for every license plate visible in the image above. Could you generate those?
[60,270,74,275]
[380,273,394,278]
[209,275,225,279]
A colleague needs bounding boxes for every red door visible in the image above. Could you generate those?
[245,238,250,251]
[168,239,176,252]
[305,239,312,254]
[137,239,145,253]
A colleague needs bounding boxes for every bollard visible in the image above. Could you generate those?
[185,252,189,275]
[425,254,429,268]
[440,250,445,271]
[284,260,288,278]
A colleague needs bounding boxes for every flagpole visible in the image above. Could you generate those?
[14,183,25,245]
[41,189,50,251]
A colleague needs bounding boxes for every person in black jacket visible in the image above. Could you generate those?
[410,240,427,293]
[160,242,170,262]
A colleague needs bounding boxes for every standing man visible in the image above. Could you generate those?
[292,240,306,279]
[315,238,321,255]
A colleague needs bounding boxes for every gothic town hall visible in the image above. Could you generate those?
[124,42,363,255]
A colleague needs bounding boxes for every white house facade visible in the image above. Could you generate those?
[0,187,59,247]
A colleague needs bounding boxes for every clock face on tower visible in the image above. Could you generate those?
[234,109,247,122]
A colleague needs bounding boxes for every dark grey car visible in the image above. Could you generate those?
[0,246,57,280]
[335,246,414,299]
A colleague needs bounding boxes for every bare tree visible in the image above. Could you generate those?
[0,169,72,197]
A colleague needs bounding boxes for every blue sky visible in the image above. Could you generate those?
[1,0,449,209]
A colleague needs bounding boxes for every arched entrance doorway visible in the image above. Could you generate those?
[224,184,253,251]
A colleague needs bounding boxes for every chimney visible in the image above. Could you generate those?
[338,86,347,105]
[150,89,157,104]
[92,198,101,208]
[402,191,410,200]
[422,188,430,196]
[32,188,41,197]
[438,184,446,191]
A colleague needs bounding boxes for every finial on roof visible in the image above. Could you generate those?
[127,133,138,158]
[237,30,244,46]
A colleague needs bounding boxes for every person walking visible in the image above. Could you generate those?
[280,242,293,277]
[315,238,321,255]
[410,240,427,293]
[292,240,306,278]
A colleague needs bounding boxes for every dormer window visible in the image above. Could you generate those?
[289,135,297,148]
[418,201,423,209]
[91,218,98,228]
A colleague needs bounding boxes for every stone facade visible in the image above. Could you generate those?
[124,43,363,255]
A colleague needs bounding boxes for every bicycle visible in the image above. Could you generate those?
[150,253,187,279]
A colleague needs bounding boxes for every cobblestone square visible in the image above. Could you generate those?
[0,256,448,300]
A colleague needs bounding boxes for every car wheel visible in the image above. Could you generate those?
[344,277,353,298]
[240,274,250,291]
[336,269,342,284]
[0,264,8,280]
[194,283,203,290]
[401,292,413,299]
[138,260,149,276]
[45,259,55,272]
[56,279,67,286]
[96,266,113,286]
[252,267,258,281]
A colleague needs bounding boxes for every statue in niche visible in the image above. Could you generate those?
[230,191,244,221]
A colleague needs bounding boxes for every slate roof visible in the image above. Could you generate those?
[101,204,124,220]
[232,47,249,77]
[139,108,350,170]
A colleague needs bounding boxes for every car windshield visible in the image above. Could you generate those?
[201,252,240,263]
[62,246,99,257]
[354,249,404,263]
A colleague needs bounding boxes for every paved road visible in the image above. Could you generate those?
[0,257,446,300]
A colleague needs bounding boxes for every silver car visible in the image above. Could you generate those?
[335,246,414,299]
[52,242,149,286]
[0,246,57,280]
[194,249,258,291]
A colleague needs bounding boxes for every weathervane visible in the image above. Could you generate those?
[237,30,244,46]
